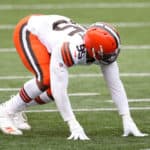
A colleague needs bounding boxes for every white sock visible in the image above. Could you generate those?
[3,78,43,114]
[3,94,26,114]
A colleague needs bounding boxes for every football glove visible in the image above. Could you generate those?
[122,114,148,137]
[67,119,90,140]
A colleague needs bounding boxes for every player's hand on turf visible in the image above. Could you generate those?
[67,119,90,140]
[122,114,148,137]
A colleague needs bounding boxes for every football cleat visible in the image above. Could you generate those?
[0,105,22,135]
[13,112,31,130]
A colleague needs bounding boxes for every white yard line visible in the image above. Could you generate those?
[0,24,15,30]
[122,45,150,50]
[0,73,150,81]
[0,75,32,80]
[106,99,150,103]
[69,93,100,96]
[0,48,16,52]
[0,3,150,10]
[25,106,150,113]
[0,88,100,96]
[0,88,20,91]
[0,45,150,53]
[69,73,150,77]
[1,22,150,30]
[112,22,150,28]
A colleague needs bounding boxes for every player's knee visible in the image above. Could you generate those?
[36,78,50,91]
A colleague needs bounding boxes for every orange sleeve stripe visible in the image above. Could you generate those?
[61,42,74,67]
[61,43,68,66]
[64,42,74,66]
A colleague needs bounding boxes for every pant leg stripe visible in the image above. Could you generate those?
[20,24,43,81]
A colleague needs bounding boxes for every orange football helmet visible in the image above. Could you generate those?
[84,22,121,64]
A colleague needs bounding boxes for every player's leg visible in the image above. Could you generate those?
[11,27,52,131]
[27,88,54,106]
[13,89,54,130]
[0,16,50,135]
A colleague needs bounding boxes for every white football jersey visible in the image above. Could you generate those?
[26,15,130,122]
[26,15,87,66]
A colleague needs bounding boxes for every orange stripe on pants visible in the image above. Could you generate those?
[13,15,51,88]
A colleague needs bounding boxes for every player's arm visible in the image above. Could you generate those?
[50,48,89,140]
[100,61,130,115]
[100,61,148,137]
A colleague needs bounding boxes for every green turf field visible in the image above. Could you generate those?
[0,0,150,149]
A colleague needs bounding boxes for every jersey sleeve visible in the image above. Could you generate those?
[100,61,130,115]
[50,46,76,122]
[61,37,87,67]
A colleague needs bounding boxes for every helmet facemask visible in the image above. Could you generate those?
[92,45,120,65]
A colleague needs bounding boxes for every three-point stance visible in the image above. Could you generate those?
[0,14,147,139]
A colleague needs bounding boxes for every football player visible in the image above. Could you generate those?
[0,14,147,139]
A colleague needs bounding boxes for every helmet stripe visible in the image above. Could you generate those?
[104,25,120,48]
[92,23,120,50]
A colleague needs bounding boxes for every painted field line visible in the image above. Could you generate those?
[0,75,32,80]
[25,106,150,113]
[0,88,20,91]
[0,48,16,52]
[113,22,150,28]
[69,73,150,77]
[1,22,150,30]
[0,3,150,10]
[0,73,150,81]
[69,93,100,96]
[0,88,100,96]
[1,22,150,29]
[0,45,150,53]
[106,98,150,103]
[0,24,15,30]
[122,45,150,50]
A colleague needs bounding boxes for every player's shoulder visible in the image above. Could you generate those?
[28,14,71,25]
